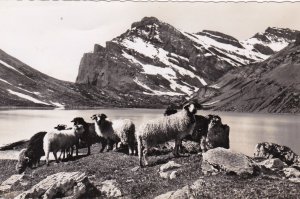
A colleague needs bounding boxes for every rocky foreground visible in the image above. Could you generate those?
[0,143,300,198]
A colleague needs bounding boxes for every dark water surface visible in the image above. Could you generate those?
[0,109,299,156]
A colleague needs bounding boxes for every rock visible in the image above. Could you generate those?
[159,161,181,180]
[295,33,300,45]
[154,179,206,199]
[283,167,300,178]
[99,179,122,198]
[258,158,287,170]
[15,172,96,199]
[0,174,24,193]
[181,140,201,154]
[254,142,300,165]
[159,171,170,179]
[201,115,230,152]
[169,171,178,179]
[160,161,182,172]
[131,166,140,172]
[202,148,254,175]
[288,178,300,183]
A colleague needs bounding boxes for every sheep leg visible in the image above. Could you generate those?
[138,137,144,167]
[87,145,91,155]
[173,139,182,157]
[75,145,78,156]
[53,152,59,163]
[100,140,107,153]
[143,148,149,166]
[200,136,207,152]
[45,151,50,166]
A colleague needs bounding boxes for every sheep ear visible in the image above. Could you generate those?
[100,114,107,119]
[91,115,96,120]
[183,103,190,110]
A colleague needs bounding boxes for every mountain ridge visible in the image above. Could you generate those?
[76,17,299,100]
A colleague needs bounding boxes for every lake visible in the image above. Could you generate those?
[0,109,299,157]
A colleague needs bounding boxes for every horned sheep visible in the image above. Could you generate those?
[43,124,85,165]
[92,114,136,155]
[137,102,198,167]
[16,131,47,174]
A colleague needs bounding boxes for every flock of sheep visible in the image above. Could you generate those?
[16,102,229,173]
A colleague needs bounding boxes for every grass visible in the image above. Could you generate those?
[1,144,300,198]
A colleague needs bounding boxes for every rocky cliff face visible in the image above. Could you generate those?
[193,39,300,113]
[76,17,298,99]
[0,48,181,108]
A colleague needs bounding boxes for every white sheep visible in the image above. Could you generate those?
[137,102,198,167]
[92,114,136,155]
[43,124,85,165]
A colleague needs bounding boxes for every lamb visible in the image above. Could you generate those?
[16,131,47,174]
[71,117,107,154]
[137,102,198,167]
[43,125,85,165]
[92,114,136,155]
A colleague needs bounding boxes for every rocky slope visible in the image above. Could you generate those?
[193,37,300,113]
[0,49,184,108]
[76,17,299,98]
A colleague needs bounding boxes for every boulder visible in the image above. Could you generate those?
[258,158,287,170]
[0,174,24,194]
[254,142,300,165]
[202,148,254,175]
[99,180,122,198]
[15,172,97,199]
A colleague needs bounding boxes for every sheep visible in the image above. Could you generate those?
[16,131,47,174]
[137,102,198,167]
[71,117,107,154]
[54,124,73,160]
[43,124,85,165]
[201,115,230,152]
[92,114,136,155]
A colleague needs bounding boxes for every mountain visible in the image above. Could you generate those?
[0,49,183,108]
[76,17,299,98]
[193,36,300,114]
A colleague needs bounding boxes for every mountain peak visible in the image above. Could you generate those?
[131,17,162,29]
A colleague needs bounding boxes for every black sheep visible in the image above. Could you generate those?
[71,117,107,155]
[16,131,47,174]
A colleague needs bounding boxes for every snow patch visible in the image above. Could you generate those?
[183,31,269,66]
[203,100,220,106]
[16,86,42,96]
[50,101,65,109]
[0,60,25,76]
[122,51,197,95]
[0,78,12,85]
[209,84,220,89]
[7,89,51,105]
[134,78,184,96]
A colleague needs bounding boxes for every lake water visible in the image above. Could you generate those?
[0,109,299,157]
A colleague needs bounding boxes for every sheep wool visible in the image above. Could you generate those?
[43,125,85,165]
[93,114,136,155]
[137,103,197,167]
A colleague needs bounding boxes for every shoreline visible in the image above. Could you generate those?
[0,106,299,115]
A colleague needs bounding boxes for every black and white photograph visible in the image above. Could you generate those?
[0,1,299,198]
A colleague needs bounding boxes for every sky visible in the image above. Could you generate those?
[0,1,300,82]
